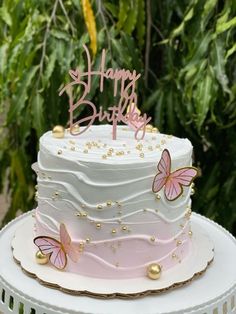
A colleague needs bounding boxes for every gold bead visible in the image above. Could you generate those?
[108,148,114,153]
[83,149,88,154]
[172,253,177,259]
[122,226,127,231]
[150,236,155,242]
[57,149,62,155]
[177,240,182,246]
[52,125,65,138]
[69,140,75,144]
[152,127,158,133]
[155,194,161,200]
[96,223,101,229]
[54,191,59,196]
[188,230,193,237]
[148,146,153,151]
[107,151,112,157]
[161,139,166,145]
[145,124,153,132]
[35,185,38,190]
[35,250,49,265]
[111,229,117,234]
[147,263,162,280]
[82,212,87,217]
[97,204,103,210]
[71,124,80,134]
[140,153,144,158]
[190,188,195,195]
[86,237,91,243]
[102,154,107,159]
[106,201,112,206]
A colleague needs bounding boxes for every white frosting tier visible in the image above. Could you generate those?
[33,125,194,278]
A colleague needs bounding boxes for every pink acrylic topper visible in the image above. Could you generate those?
[59,45,151,140]
[152,149,199,201]
[34,223,80,270]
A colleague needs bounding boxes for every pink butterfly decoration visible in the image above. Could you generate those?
[152,149,199,201]
[34,223,80,270]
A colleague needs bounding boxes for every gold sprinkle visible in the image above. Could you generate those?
[82,212,87,217]
[102,154,107,159]
[152,127,158,133]
[81,204,86,208]
[140,153,144,158]
[96,223,101,229]
[161,139,166,145]
[76,212,81,217]
[122,226,127,231]
[136,144,143,151]
[180,224,184,229]
[116,201,122,207]
[69,140,75,144]
[86,238,91,243]
[97,205,103,210]
[190,188,195,195]
[57,149,62,155]
[177,240,182,246]
[150,236,155,242]
[172,253,177,259]
[188,230,193,237]
[111,229,117,234]
[108,148,114,152]
[107,151,112,157]
[83,149,88,154]
[79,242,84,252]
[156,144,160,149]
[54,191,59,196]
[155,194,161,200]
[148,146,153,151]
[35,185,38,190]
[106,201,112,206]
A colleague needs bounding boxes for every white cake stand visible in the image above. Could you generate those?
[0,212,235,314]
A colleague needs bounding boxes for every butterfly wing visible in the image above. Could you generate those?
[164,167,198,201]
[152,149,171,193]
[34,237,67,270]
[60,224,80,263]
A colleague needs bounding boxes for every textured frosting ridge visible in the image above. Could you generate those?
[34,125,194,278]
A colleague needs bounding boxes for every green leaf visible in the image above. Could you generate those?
[31,93,45,138]
[194,67,217,132]
[117,0,129,30]
[123,0,138,35]
[0,6,12,26]
[7,66,39,123]
[216,16,236,34]
[211,39,231,94]
[226,42,236,60]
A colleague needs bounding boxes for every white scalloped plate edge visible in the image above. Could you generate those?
[11,215,214,298]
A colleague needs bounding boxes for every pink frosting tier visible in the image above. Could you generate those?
[33,125,194,279]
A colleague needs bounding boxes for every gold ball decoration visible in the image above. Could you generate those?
[72,124,80,134]
[52,125,65,138]
[35,250,49,265]
[190,188,195,195]
[147,263,162,280]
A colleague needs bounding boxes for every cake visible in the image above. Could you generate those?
[32,124,198,279]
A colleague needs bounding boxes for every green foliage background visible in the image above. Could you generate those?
[0,0,236,234]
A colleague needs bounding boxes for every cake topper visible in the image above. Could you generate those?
[59,45,151,140]
[34,223,80,270]
[152,149,199,201]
